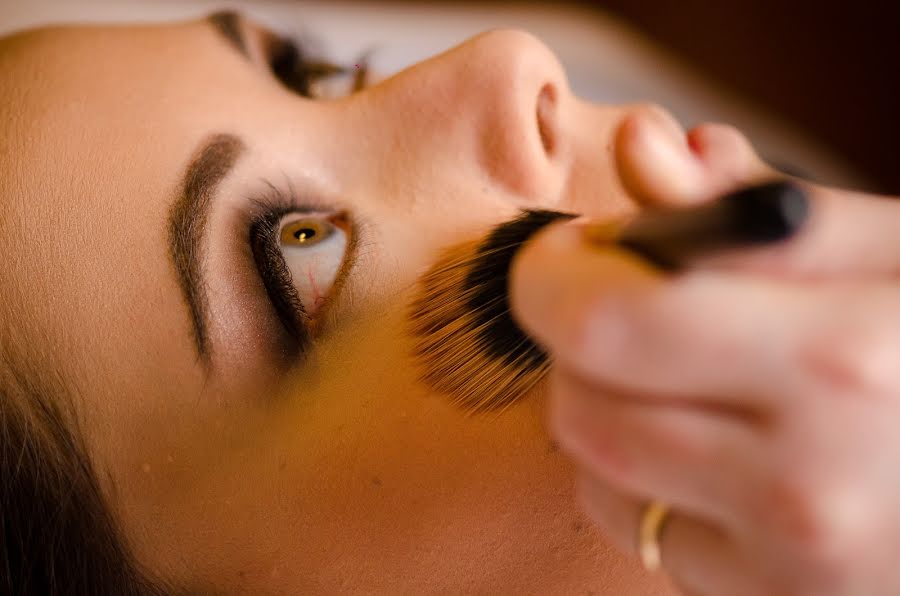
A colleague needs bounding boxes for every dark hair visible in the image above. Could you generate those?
[1,358,172,595]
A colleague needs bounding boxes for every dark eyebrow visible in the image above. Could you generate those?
[207,10,251,59]
[168,133,245,365]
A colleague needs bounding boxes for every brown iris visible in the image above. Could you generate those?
[280,219,330,246]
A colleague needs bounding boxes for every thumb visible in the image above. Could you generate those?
[508,218,661,354]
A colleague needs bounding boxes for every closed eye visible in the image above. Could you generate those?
[207,10,371,99]
[265,36,351,97]
[207,10,350,99]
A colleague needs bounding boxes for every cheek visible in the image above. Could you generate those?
[563,101,640,220]
[262,307,581,573]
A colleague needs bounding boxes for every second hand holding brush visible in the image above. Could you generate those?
[506,173,900,594]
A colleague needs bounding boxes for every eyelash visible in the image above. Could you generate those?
[249,202,310,356]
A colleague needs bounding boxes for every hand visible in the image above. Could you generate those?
[509,116,900,596]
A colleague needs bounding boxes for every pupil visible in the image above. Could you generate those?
[294,228,315,241]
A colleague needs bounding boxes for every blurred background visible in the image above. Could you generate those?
[1,1,896,193]
[592,0,900,195]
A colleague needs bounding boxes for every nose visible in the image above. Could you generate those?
[369,30,572,206]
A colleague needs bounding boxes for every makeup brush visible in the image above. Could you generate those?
[406,181,809,414]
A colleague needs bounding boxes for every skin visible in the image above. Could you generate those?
[512,96,900,593]
[0,13,755,594]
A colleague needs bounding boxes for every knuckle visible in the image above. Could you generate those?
[765,475,828,547]
[761,473,871,580]
[798,323,897,396]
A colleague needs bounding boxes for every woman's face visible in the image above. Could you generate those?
[0,13,680,594]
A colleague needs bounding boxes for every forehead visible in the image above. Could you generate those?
[0,19,262,254]
[0,20,248,171]
[0,21,244,391]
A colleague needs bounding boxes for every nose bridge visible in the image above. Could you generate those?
[364,29,572,207]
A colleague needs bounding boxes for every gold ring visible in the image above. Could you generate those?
[638,501,670,572]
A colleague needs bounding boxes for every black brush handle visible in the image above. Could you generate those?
[612,181,809,271]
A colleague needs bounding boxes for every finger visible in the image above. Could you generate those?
[689,183,900,279]
[510,223,798,405]
[513,216,900,406]
[575,469,761,596]
[616,110,776,208]
[550,365,760,525]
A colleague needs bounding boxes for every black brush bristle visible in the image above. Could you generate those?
[464,210,577,366]
[407,209,575,413]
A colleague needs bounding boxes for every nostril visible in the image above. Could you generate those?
[536,83,557,156]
